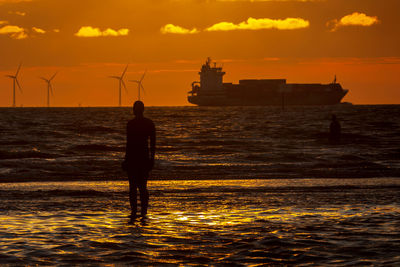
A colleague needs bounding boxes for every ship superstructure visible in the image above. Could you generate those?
[188,58,349,106]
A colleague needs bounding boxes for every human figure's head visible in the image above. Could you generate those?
[331,114,337,121]
[133,101,144,117]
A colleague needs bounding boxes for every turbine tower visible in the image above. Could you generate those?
[40,72,57,107]
[5,63,22,107]
[130,71,146,101]
[109,64,128,106]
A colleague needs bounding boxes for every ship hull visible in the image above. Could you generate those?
[188,90,348,106]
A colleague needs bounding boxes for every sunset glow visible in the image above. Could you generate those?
[0,0,399,106]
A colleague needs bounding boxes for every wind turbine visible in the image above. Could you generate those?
[109,64,129,106]
[40,72,57,107]
[130,71,146,101]
[5,63,22,107]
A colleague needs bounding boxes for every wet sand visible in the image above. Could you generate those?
[1,179,400,265]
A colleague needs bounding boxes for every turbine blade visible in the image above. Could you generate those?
[141,84,146,95]
[16,79,22,93]
[15,62,22,77]
[39,77,48,82]
[50,72,58,81]
[6,75,15,78]
[121,64,129,77]
[123,83,129,95]
[140,70,146,82]
[50,84,54,96]
[109,76,121,79]
[121,79,127,90]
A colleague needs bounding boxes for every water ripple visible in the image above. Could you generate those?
[0,179,399,265]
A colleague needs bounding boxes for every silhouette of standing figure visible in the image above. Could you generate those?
[329,114,341,144]
[123,101,155,218]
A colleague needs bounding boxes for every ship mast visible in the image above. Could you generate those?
[206,57,211,67]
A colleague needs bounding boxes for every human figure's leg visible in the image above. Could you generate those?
[128,176,138,215]
[137,177,149,216]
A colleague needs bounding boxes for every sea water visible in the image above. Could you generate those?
[0,179,399,265]
[0,105,399,181]
[0,105,399,265]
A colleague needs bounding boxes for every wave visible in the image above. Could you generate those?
[0,105,399,181]
[313,132,377,144]
[0,150,57,160]
[71,144,124,152]
[29,130,69,138]
[1,184,399,199]
[0,140,31,146]
[76,126,120,134]
[0,189,111,199]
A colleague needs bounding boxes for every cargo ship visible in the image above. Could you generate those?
[188,58,349,106]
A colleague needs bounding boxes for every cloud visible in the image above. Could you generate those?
[53,29,60,33]
[327,12,379,31]
[161,18,308,35]
[160,24,199,34]
[75,26,129,37]
[8,11,26,16]
[32,26,45,34]
[0,23,56,39]
[0,24,27,39]
[206,17,309,31]
[0,20,8,25]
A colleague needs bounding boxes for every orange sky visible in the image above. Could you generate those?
[0,0,399,106]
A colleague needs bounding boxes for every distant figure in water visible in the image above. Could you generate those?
[329,114,341,144]
[122,101,156,218]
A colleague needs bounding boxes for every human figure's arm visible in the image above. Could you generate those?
[122,123,129,171]
[125,123,130,160]
[149,122,156,170]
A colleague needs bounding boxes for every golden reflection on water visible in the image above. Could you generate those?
[1,179,399,265]
[1,199,398,236]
